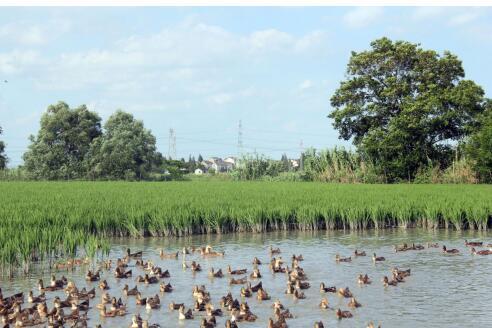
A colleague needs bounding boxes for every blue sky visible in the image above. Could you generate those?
[1,7,492,166]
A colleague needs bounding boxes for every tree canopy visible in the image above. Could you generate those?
[0,125,7,169]
[466,101,492,182]
[23,102,102,179]
[87,110,157,180]
[329,37,487,181]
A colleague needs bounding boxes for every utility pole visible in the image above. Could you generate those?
[237,120,243,156]
[168,128,176,160]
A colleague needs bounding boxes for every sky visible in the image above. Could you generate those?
[1,7,492,166]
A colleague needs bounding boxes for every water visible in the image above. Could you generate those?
[2,229,492,327]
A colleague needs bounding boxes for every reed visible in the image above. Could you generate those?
[0,181,490,275]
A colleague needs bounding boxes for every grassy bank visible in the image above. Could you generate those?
[0,181,491,274]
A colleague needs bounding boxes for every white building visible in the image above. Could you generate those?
[194,168,204,175]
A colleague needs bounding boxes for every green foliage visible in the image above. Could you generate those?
[86,110,157,180]
[23,102,102,179]
[466,103,492,182]
[232,154,286,180]
[0,181,490,275]
[0,125,6,170]
[330,38,487,181]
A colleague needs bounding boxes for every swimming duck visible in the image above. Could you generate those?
[160,249,179,259]
[70,299,90,312]
[272,299,284,310]
[358,274,371,285]
[314,321,325,328]
[338,287,352,298]
[178,306,193,320]
[348,297,361,308]
[267,317,287,328]
[208,268,224,278]
[205,304,223,317]
[465,240,483,247]
[293,289,305,300]
[159,282,173,293]
[143,274,159,284]
[319,297,330,309]
[28,291,45,304]
[442,245,460,254]
[225,319,239,328]
[202,245,225,257]
[145,294,160,310]
[320,282,336,293]
[336,308,353,319]
[392,267,411,278]
[248,281,262,292]
[126,248,143,259]
[191,261,202,272]
[200,317,216,328]
[270,246,281,255]
[382,276,398,287]
[50,275,67,288]
[274,307,293,320]
[98,280,109,290]
[252,257,262,265]
[85,270,100,282]
[115,267,132,279]
[136,292,147,306]
[241,287,252,298]
[295,280,310,290]
[123,284,138,296]
[372,253,385,262]
[292,254,304,261]
[411,243,425,250]
[367,322,382,328]
[250,268,261,279]
[152,268,170,278]
[228,265,247,275]
[229,277,248,285]
[100,304,126,317]
[354,249,366,256]
[168,302,184,310]
[471,247,492,255]
[231,308,257,322]
[427,242,439,248]
[38,279,61,292]
[335,254,351,263]
[394,243,409,252]
[257,287,271,300]
[54,296,72,309]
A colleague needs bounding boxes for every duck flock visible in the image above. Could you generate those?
[1,239,491,328]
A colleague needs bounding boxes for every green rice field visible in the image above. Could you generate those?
[0,181,491,274]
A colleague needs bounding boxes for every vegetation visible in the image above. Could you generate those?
[329,38,488,182]
[0,125,7,169]
[0,181,490,275]
[466,102,492,182]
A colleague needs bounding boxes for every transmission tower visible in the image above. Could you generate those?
[168,128,176,159]
[299,139,304,170]
[237,120,243,156]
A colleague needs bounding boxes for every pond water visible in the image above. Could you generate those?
[2,229,492,328]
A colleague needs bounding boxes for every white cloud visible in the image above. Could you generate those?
[412,7,444,21]
[208,93,233,105]
[448,11,481,26]
[343,7,384,29]
[299,80,313,90]
[0,19,71,46]
[0,50,40,74]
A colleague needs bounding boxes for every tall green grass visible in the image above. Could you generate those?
[0,181,490,275]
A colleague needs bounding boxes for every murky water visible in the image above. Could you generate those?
[2,229,492,327]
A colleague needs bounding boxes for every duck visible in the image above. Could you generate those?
[70,299,90,312]
[354,249,366,256]
[38,279,61,292]
[320,282,336,293]
[382,276,398,287]
[270,246,281,255]
[98,280,109,290]
[314,321,324,328]
[232,308,257,322]
[200,318,216,328]
[427,242,439,248]
[228,265,247,275]
[367,322,382,328]
[252,257,262,265]
[178,306,193,320]
[153,268,170,278]
[115,267,132,279]
[123,284,138,296]
[471,247,492,255]
[145,295,160,310]
[338,287,352,298]
[54,296,72,308]
[392,272,405,283]
[442,245,460,254]
[293,289,305,300]
[136,292,147,305]
[335,254,351,263]
[257,287,271,300]
[229,277,248,285]
[191,261,202,272]
[465,240,483,247]
[202,245,225,257]
[85,270,100,282]
[348,297,361,308]
[272,299,284,310]
[249,281,263,292]
[274,307,293,320]
[250,268,261,279]
[69,287,96,300]
[205,304,223,317]
[319,298,330,309]
[241,287,252,298]
[143,274,159,284]
[50,275,67,288]
[168,302,184,310]
[208,268,224,278]
[126,248,143,259]
[295,280,310,290]
[372,253,385,262]
[159,282,173,293]
[392,267,411,278]
[225,319,238,328]
[358,274,371,285]
[394,243,409,252]
[292,254,304,261]
[160,249,179,259]
[411,243,425,250]
[336,308,353,319]
[100,304,126,317]
[27,291,45,304]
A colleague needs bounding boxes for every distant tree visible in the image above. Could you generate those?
[0,125,7,169]
[87,110,156,180]
[23,102,102,179]
[198,154,203,162]
[280,153,290,172]
[466,101,492,182]
[330,38,487,181]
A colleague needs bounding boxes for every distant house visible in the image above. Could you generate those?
[290,159,300,169]
[224,157,237,166]
[194,168,203,175]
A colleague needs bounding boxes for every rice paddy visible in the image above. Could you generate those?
[0,181,491,275]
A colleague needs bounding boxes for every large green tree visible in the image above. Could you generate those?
[466,101,492,182]
[87,110,157,180]
[23,102,102,179]
[329,38,487,181]
[0,125,7,169]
